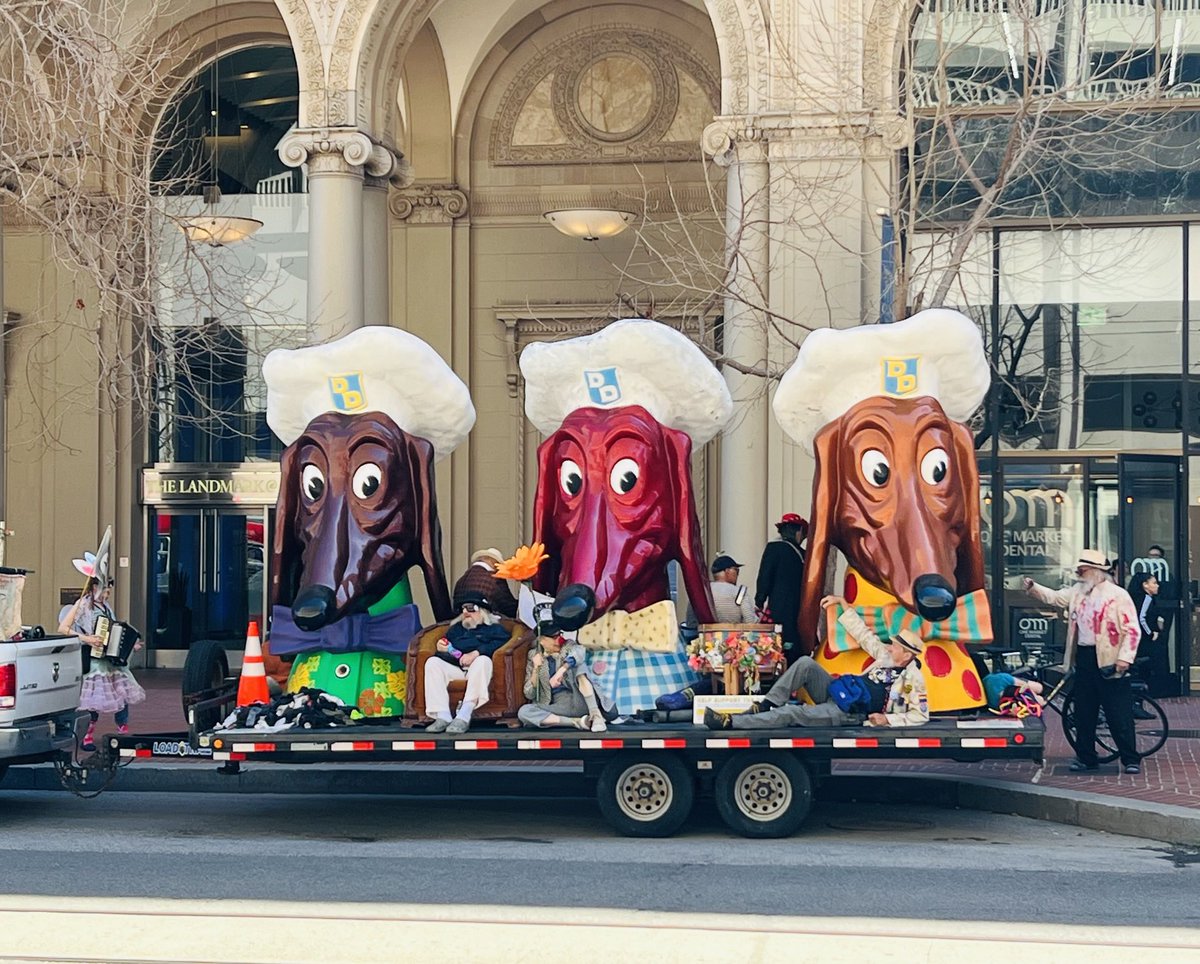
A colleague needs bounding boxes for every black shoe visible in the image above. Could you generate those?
[703,707,732,730]
[1123,764,1141,775]
[1068,758,1099,772]
[748,700,776,714]
[1132,704,1155,721]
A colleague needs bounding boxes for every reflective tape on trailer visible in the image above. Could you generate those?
[391,741,437,751]
[641,738,687,749]
[231,743,276,753]
[895,738,943,748]
[833,738,879,748]
[705,738,751,749]
[212,752,246,762]
[290,742,330,752]
[330,741,376,752]
[453,740,499,751]
[517,739,562,750]
[579,739,625,749]
[119,748,151,759]
[769,738,816,748]
[961,737,1008,748]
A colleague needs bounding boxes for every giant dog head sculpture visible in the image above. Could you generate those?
[272,411,451,628]
[531,404,712,619]
[772,309,991,653]
[521,320,733,623]
[799,395,986,652]
[264,327,474,630]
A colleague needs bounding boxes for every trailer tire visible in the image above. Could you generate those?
[182,639,230,731]
[596,753,694,837]
[714,754,812,838]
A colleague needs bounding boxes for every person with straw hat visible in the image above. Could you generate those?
[1022,549,1142,773]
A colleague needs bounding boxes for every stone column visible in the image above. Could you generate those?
[277,128,373,343]
[362,146,410,327]
[704,123,771,570]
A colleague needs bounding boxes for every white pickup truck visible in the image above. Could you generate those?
[0,631,86,785]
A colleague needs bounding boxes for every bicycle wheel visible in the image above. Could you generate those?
[1062,696,1169,763]
[1097,697,1169,761]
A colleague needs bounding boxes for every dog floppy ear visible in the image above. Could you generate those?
[531,433,564,596]
[271,441,303,609]
[663,426,715,624]
[798,421,842,655]
[950,420,986,594]
[406,433,453,622]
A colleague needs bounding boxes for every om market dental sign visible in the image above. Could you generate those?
[142,466,280,506]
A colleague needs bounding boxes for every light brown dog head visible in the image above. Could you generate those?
[798,395,985,652]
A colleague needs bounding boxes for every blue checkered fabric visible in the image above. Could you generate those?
[585,647,701,715]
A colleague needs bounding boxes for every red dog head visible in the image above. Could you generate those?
[798,395,986,652]
[531,405,715,622]
[271,411,452,629]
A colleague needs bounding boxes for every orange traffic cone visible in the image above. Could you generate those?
[236,620,270,706]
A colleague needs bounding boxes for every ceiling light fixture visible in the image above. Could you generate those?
[544,208,635,241]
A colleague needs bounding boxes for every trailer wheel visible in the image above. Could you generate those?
[596,753,694,837]
[714,754,812,838]
[182,639,230,731]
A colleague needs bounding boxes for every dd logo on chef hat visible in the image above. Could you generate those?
[584,367,621,405]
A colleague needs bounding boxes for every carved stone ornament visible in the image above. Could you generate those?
[491,25,719,166]
[388,184,469,223]
[277,127,375,172]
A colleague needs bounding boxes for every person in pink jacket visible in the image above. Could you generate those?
[1022,548,1141,774]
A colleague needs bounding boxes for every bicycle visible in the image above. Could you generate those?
[1034,659,1169,763]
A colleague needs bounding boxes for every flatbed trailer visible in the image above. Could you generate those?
[104,697,1044,838]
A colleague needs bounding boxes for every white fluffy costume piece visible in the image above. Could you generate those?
[263,327,475,459]
[520,318,733,445]
[772,309,990,453]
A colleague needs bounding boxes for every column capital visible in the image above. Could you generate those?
[701,119,768,167]
[388,183,469,224]
[277,127,409,178]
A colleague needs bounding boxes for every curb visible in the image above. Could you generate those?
[827,771,1200,846]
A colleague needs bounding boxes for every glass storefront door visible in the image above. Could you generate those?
[991,454,1188,685]
[150,508,267,652]
[1120,455,1186,696]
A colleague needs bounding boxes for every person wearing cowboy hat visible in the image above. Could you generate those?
[705,593,928,731]
[453,548,519,619]
[754,513,808,660]
[1022,548,1141,773]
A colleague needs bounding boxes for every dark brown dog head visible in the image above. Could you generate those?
[271,411,452,628]
[799,395,985,651]
[531,405,715,622]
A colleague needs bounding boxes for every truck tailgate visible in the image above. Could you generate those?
[0,635,83,726]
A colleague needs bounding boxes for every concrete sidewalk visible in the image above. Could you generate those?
[40,667,1199,845]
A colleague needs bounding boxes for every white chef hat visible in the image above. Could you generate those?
[263,327,476,460]
[772,308,989,453]
[520,319,733,445]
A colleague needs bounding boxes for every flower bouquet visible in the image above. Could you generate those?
[687,626,785,694]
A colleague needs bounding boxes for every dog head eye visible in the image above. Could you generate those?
[609,458,640,495]
[301,464,326,502]
[860,449,891,488]
[559,459,583,498]
[921,448,949,486]
[352,462,383,499]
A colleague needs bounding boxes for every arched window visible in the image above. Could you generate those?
[151,45,306,465]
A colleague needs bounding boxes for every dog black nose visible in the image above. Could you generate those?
[293,585,337,631]
[913,574,957,623]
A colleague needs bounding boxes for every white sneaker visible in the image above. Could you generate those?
[573,715,590,730]
[589,712,608,733]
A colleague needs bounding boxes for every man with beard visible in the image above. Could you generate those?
[1022,549,1142,774]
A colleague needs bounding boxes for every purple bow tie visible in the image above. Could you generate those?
[267,603,421,657]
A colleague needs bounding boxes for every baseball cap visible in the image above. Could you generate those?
[711,554,743,574]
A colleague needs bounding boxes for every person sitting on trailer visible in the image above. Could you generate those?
[518,616,615,732]
[424,591,511,734]
[703,594,928,730]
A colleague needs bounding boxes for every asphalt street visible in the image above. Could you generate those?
[2,789,1196,926]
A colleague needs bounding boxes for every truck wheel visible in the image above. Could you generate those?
[714,754,812,838]
[596,753,694,837]
[182,639,230,731]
